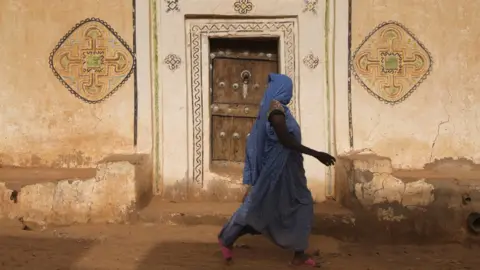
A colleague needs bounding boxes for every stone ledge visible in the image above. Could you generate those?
[335,151,480,244]
[0,156,153,227]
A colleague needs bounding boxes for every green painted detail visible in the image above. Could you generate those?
[384,54,399,70]
[86,54,103,68]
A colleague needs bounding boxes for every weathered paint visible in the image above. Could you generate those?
[335,152,480,241]
[348,0,480,168]
[0,0,135,168]
[0,159,152,226]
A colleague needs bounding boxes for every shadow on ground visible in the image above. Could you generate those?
[136,238,295,270]
[0,236,95,269]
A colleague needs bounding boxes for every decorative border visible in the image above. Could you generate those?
[188,21,296,185]
[48,17,136,104]
[350,21,433,105]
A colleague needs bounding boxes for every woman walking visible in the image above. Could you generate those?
[218,73,336,267]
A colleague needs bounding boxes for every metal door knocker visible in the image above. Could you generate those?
[240,70,252,99]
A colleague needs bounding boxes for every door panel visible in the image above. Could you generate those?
[211,103,259,118]
[211,55,278,164]
[212,58,277,105]
[231,117,255,162]
[211,115,233,161]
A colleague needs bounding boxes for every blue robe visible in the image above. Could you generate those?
[218,73,313,251]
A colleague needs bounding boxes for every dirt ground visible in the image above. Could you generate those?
[0,219,479,270]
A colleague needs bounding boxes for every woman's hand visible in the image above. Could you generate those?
[314,152,336,166]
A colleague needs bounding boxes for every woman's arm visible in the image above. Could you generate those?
[268,105,335,166]
[269,112,318,156]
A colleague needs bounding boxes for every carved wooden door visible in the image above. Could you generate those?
[211,53,278,165]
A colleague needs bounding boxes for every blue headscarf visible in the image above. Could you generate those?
[243,73,294,186]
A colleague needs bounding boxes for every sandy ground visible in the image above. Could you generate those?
[0,220,479,270]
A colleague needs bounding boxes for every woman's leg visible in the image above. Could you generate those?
[218,223,260,261]
[218,222,248,261]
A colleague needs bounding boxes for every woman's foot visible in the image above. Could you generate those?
[291,252,317,267]
[218,239,233,262]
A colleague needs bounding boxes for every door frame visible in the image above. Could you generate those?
[185,19,299,186]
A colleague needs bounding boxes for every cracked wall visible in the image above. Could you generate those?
[0,0,134,168]
[351,0,480,168]
[0,161,142,226]
[336,153,480,240]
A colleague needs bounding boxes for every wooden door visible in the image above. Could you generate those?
[211,53,278,167]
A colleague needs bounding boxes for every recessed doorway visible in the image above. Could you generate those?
[209,37,279,176]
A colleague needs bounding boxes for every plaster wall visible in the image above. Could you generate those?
[0,0,136,168]
[348,0,480,168]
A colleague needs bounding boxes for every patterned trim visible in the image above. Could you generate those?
[188,21,296,185]
[350,21,433,105]
[48,17,136,104]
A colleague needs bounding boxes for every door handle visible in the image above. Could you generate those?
[232,132,240,140]
[240,70,251,99]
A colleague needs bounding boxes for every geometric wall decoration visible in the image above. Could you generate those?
[302,0,318,14]
[303,52,320,69]
[351,21,433,105]
[49,18,135,104]
[164,54,182,70]
[233,0,254,14]
[165,0,180,13]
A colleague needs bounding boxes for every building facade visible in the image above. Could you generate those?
[1,0,479,204]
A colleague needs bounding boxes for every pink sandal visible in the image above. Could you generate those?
[291,257,317,267]
[302,258,317,267]
[218,239,233,261]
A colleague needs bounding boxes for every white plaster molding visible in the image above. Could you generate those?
[135,0,153,154]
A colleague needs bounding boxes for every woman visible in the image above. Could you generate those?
[218,73,336,267]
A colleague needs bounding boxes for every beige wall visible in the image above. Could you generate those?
[0,0,135,168]
[351,0,480,168]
